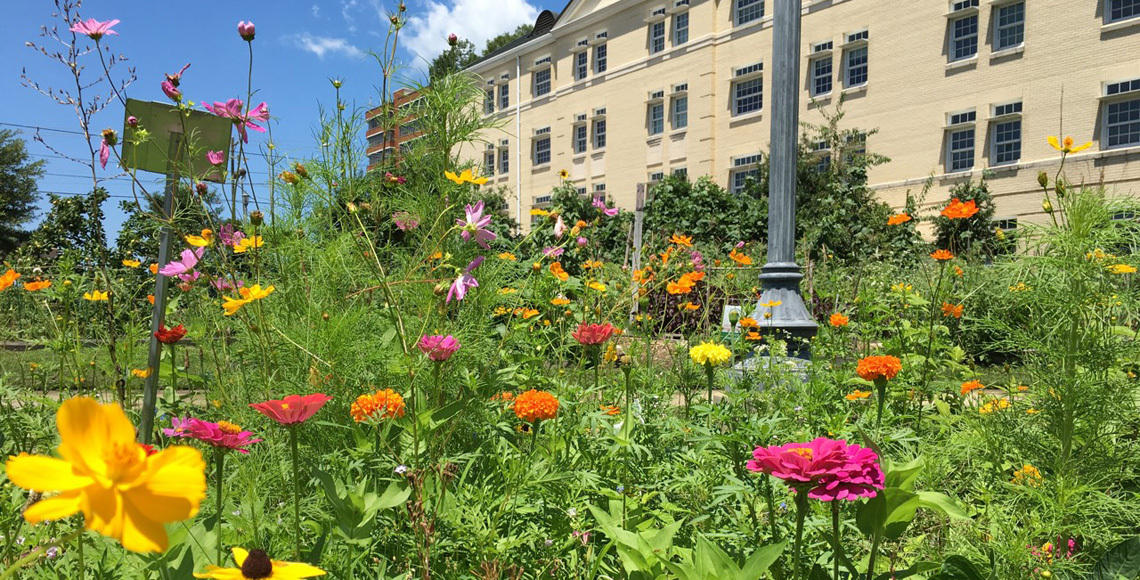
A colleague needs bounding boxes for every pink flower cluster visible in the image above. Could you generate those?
[746,437,883,501]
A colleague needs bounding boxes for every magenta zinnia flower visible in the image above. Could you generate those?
[250,393,332,426]
[182,418,262,453]
[70,18,119,41]
[746,437,883,501]
[159,247,204,277]
[418,335,460,361]
[447,256,484,303]
[456,201,496,249]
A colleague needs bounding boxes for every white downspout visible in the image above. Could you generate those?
[515,54,523,232]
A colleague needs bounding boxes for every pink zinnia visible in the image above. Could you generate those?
[447,256,484,303]
[572,322,614,346]
[182,418,262,453]
[250,393,332,426]
[746,437,883,502]
[70,18,119,41]
[418,335,460,361]
[456,201,496,248]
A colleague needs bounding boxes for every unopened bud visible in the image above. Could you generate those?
[279,171,299,185]
[178,282,192,292]
[390,14,399,24]
[195,182,208,196]
[294,163,309,179]
[1055,182,1066,198]
[331,78,343,89]
[638,296,650,309]
[127,115,139,128]
[433,283,447,296]
[1042,198,1053,213]
[101,128,118,146]
[729,310,740,324]
[250,210,264,226]
[322,312,330,321]
[1036,171,1048,189]
[237,168,247,178]
[532,262,541,272]
[448,33,458,46]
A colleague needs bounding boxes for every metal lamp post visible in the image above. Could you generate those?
[750,0,818,359]
[121,99,231,443]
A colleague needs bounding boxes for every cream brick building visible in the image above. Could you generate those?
[457,0,1140,232]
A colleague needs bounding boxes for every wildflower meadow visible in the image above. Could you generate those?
[1,3,1140,580]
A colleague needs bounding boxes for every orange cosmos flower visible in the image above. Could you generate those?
[667,281,692,295]
[941,302,964,318]
[24,280,52,291]
[680,302,700,311]
[0,269,21,291]
[147,295,156,305]
[745,331,762,341]
[828,313,849,327]
[679,271,705,285]
[350,389,406,422]
[954,266,964,277]
[887,213,912,226]
[739,317,758,329]
[1047,136,1092,154]
[729,248,752,266]
[659,247,673,266]
[856,355,902,381]
[492,391,516,402]
[960,380,984,395]
[583,260,603,269]
[940,198,979,220]
[632,268,654,284]
[670,234,693,247]
[587,281,606,292]
[551,296,570,306]
[550,262,569,281]
[600,405,621,416]
[149,263,159,275]
[513,389,559,422]
[930,249,954,261]
[845,390,872,401]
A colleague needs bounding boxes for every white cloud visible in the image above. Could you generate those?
[402,0,539,70]
[289,32,365,59]
[342,0,360,33]
[312,4,321,17]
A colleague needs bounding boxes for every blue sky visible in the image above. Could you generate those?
[1,0,560,242]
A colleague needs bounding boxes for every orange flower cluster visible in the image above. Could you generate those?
[667,271,705,295]
[513,389,559,422]
[940,198,979,220]
[739,317,758,329]
[942,302,964,318]
[856,355,902,381]
[829,313,849,327]
[845,390,871,401]
[887,213,912,226]
[930,249,954,261]
[350,388,406,422]
[960,380,984,395]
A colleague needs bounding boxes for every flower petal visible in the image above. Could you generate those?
[5,454,94,492]
[57,398,136,470]
[194,566,246,579]
[232,547,249,567]
[272,559,328,577]
[1071,141,1093,153]
[23,491,84,523]
[1047,135,1061,151]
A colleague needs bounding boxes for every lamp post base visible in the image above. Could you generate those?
[749,261,818,360]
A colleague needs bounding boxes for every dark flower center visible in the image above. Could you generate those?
[241,549,273,579]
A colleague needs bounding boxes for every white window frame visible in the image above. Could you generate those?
[811,55,833,96]
[594,43,608,73]
[844,46,868,88]
[649,101,665,135]
[991,119,1021,166]
[673,12,689,45]
[650,20,666,54]
[499,146,509,174]
[574,123,588,154]
[499,83,509,108]
[672,95,688,129]
[993,2,1025,51]
[575,51,589,81]
[484,147,497,176]
[1104,97,1140,149]
[1107,0,1140,24]
[533,135,551,166]
[735,0,764,26]
[945,110,977,172]
[593,118,607,149]
[950,12,979,62]
[533,67,551,97]
[733,76,763,116]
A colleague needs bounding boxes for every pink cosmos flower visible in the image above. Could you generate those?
[163,417,191,438]
[577,236,588,247]
[735,241,746,249]
[99,140,110,169]
[206,150,225,166]
[165,63,191,88]
[238,21,256,41]
[159,247,204,277]
[161,80,181,102]
[212,277,244,292]
[746,437,884,502]
[384,172,407,184]
[543,247,564,259]
[127,116,139,128]
[203,99,269,143]
[456,201,496,249]
[219,224,244,247]
[447,256,484,303]
[182,418,262,453]
[554,215,567,239]
[592,196,619,217]
[417,335,460,361]
[250,393,332,426]
[177,270,201,284]
[690,250,705,271]
[393,211,419,231]
[70,18,119,41]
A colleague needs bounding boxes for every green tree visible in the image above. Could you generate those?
[932,178,999,256]
[0,129,46,256]
[481,24,533,57]
[18,189,107,269]
[427,39,478,83]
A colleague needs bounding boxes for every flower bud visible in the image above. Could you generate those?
[331,78,343,89]
[433,283,447,296]
[127,116,139,128]
[238,21,256,41]
[729,310,740,324]
[279,170,299,185]
[237,168,247,178]
[250,211,264,226]
[390,14,399,25]
[532,262,541,272]
[1042,198,1053,213]
[195,182,208,196]
[294,163,309,179]
[1055,182,1066,198]
[178,282,192,292]
[322,312,330,321]
[337,103,346,111]
[399,3,406,11]
[1036,171,1048,189]
[161,80,182,102]
[101,128,118,146]
[638,296,650,309]
[994,227,1005,241]
[448,33,458,46]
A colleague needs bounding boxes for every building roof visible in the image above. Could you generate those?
[465,4,568,69]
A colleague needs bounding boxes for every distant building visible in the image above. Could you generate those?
[365,88,424,171]
[458,0,1140,232]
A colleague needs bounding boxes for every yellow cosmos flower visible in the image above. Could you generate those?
[444,168,489,185]
[4,397,206,552]
[122,259,141,268]
[241,284,275,300]
[186,229,215,247]
[83,290,110,301]
[195,547,325,579]
[587,281,606,292]
[551,296,570,306]
[1108,263,1136,274]
[233,236,264,254]
[499,287,517,294]
[1047,135,1092,154]
[689,342,732,366]
[498,252,517,261]
[131,367,153,378]
[223,296,252,316]
[530,208,550,217]
[760,300,782,308]
[583,260,603,269]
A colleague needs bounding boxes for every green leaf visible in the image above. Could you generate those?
[916,491,971,520]
[741,541,788,579]
[374,481,412,511]
[1091,537,1140,580]
[929,555,988,580]
[883,457,924,490]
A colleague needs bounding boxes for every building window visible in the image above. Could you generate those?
[574,124,588,153]
[499,83,509,108]
[674,12,689,45]
[484,149,496,176]
[534,136,551,165]
[1109,0,1140,23]
[951,13,979,61]
[811,56,832,96]
[947,127,975,172]
[484,89,495,114]
[672,96,688,129]
[650,21,666,54]
[649,102,665,135]
[575,51,588,81]
[500,147,509,174]
[844,46,868,87]
[730,168,758,193]
[1106,98,1140,148]
[733,77,763,116]
[533,68,551,97]
[992,120,1021,165]
[593,119,607,148]
[594,44,607,73]
[672,167,688,178]
[735,0,764,26]
[994,2,1024,50]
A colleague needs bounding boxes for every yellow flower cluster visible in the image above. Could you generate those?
[979,398,1011,414]
[689,342,732,367]
[1011,464,1043,487]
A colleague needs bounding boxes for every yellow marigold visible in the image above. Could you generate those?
[960,380,984,395]
[856,355,902,381]
[689,342,732,367]
[1108,263,1137,274]
[514,389,559,422]
[1011,464,1043,487]
[587,281,606,292]
[498,252,517,261]
[530,208,550,217]
[350,389,406,422]
[845,390,871,401]
[979,398,1011,414]
[829,313,849,327]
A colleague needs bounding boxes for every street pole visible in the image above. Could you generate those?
[754,0,817,359]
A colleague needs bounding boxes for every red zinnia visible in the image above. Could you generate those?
[572,322,614,346]
[154,324,187,344]
[250,393,333,426]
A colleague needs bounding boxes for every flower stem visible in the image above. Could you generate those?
[792,489,809,580]
[0,530,83,580]
[831,502,841,580]
[169,343,177,394]
[289,425,303,560]
[866,531,883,580]
[705,363,716,404]
[76,526,85,580]
[214,448,225,565]
[874,378,887,430]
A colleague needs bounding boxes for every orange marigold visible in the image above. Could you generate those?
[887,213,912,226]
[513,389,559,422]
[940,198,979,220]
[350,388,406,422]
[856,355,902,381]
[960,380,984,395]
[930,249,954,261]
[941,302,964,318]
[829,313,849,327]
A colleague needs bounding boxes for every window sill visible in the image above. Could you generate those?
[591,149,606,156]
[731,111,763,122]
[990,44,1024,59]
[647,136,664,144]
[670,128,687,136]
[945,57,978,71]
[732,15,773,33]
[841,83,867,95]
[532,164,551,171]
[810,91,833,102]
[1102,17,1140,33]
